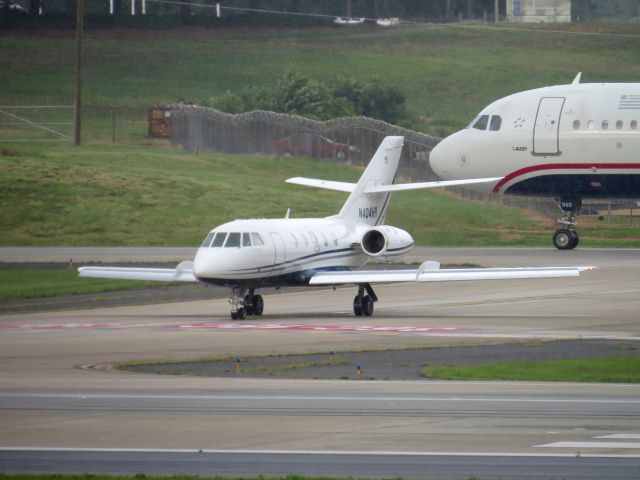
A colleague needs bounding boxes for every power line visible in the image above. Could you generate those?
[142,0,640,39]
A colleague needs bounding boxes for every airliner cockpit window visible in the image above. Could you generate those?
[225,232,241,247]
[201,232,215,248]
[472,115,489,130]
[251,232,265,246]
[489,115,502,131]
[212,232,227,247]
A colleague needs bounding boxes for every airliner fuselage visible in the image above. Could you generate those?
[430,80,640,249]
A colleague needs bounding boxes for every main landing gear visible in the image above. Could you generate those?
[230,288,264,320]
[353,283,377,317]
[553,196,581,250]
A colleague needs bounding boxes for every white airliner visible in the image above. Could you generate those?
[430,73,640,249]
[80,136,592,318]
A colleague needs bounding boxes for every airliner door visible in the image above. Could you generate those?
[269,232,286,273]
[532,97,565,156]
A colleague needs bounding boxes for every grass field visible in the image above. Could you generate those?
[2,22,640,136]
[3,142,639,248]
[421,356,640,383]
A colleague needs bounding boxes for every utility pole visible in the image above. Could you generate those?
[494,0,499,23]
[346,0,351,18]
[74,0,83,146]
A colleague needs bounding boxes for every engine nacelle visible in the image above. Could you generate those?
[360,225,414,259]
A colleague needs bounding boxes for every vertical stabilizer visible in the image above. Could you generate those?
[337,136,404,226]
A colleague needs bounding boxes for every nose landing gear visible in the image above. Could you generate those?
[353,283,377,317]
[553,197,581,250]
[230,288,264,320]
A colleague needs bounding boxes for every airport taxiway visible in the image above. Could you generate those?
[1,248,640,478]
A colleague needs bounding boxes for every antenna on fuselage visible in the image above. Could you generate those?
[571,72,582,85]
[285,208,291,219]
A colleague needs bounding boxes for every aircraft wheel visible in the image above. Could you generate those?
[570,230,580,249]
[253,295,264,316]
[353,295,363,316]
[553,229,576,250]
[230,311,238,320]
[236,308,247,320]
[244,295,255,316]
[362,295,374,317]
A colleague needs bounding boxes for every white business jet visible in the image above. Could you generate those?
[80,136,592,318]
[430,74,640,250]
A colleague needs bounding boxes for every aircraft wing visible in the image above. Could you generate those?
[309,261,595,285]
[78,261,198,282]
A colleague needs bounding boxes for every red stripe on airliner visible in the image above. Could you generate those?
[492,163,640,194]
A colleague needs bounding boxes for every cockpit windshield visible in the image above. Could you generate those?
[467,114,501,131]
[202,231,265,248]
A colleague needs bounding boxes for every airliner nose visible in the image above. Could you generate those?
[429,139,453,180]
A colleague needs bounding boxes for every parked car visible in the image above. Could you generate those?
[272,133,360,160]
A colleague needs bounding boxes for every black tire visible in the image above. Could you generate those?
[570,230,580,249]
[236,308,246,320]
[230,311,238,320]
[353,295,363,316]
[362,295,374,317]
[253,295,264,316]
[244,295,254,316]
[553,229,576,250]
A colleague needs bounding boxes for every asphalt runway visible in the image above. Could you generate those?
[1,248,640,479]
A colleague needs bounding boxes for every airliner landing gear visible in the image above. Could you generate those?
[230,288,263,320]
[353,283,377,317]
[553,197,581,250]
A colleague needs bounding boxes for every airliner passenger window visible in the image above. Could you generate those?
[632,120,638,130]
[242,232,252,247]
[489,115,502,131]
[250,232,265,246]
[602,120,609,130]
[616,120,623,129]
[573,120,580,129]
[225,232,241,247]
[212,233,227,247]
[201,232,215,248]
[472,115,489,130]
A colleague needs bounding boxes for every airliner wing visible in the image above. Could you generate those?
[364,177,503,193]
[78,261,197,282]
[286,177,356,193]
[309,261,595,285]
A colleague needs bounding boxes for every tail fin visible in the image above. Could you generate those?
[337,135,403,226]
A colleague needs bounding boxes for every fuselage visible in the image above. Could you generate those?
[430,82,640,198]
[193,217,414,288]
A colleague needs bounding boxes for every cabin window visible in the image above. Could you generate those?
[201,232,215,248]
[251,232,265,246]
[308,231,319,247]
[616,120,623,129]
[331,233,338,246]
[587,120,594,130]
[472,115,489,130]
[489,115,502,131]
[212,232,227,247]
[602,120,609,130]
[290,233,298,248]
[321,233,328,247]
[225,232,241,248]
[573,120,580,130]
[300,233,308,247]
[242,232,252,247]
[632,120,638,130]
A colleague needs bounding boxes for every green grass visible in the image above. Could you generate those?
[0,269,159,300]
[421,356,640,383]
[2,142,639,248]
[2,23,640,135]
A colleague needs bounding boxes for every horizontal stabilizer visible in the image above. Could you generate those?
[364,177,503,193]
[78,261,197,282]
[286,177,356,193]
[309,265,595,285]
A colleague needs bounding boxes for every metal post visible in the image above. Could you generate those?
[74,0,83,146]
[494,0,499,23]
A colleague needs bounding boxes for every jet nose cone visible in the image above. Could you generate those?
[429,139,453,180]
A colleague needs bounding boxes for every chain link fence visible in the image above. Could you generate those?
[169,105,441,181]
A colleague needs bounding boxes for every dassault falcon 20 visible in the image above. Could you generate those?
[80,136,593,318]
[430,73,640,250]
